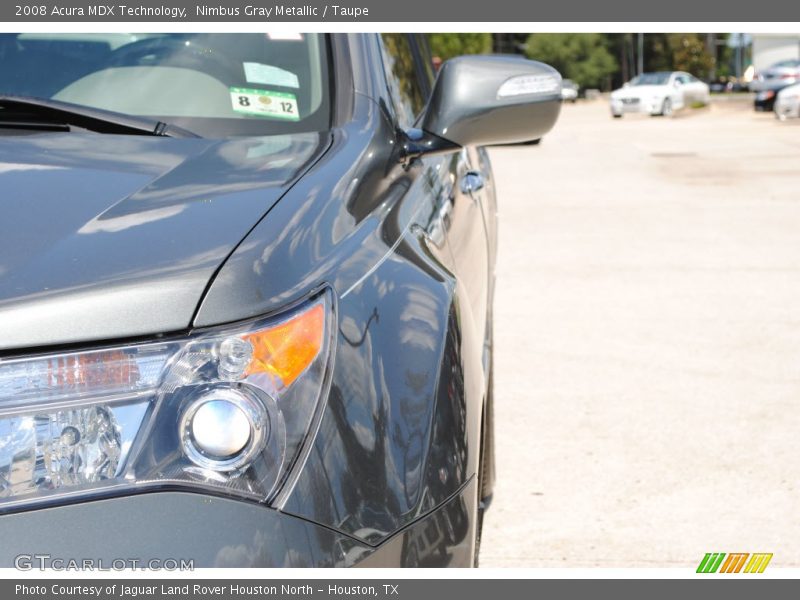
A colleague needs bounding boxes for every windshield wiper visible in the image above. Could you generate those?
[0,95,198,138]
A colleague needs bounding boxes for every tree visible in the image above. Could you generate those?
[667,34,715,79]
[427,33,493,62]
[524,33,618,90]
[713,34,735,79]
[643,33,716,79]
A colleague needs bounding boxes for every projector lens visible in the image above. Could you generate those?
[180,388,268,472]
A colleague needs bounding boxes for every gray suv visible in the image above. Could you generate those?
[0,33,560,567]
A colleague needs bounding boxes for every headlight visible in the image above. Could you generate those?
[0,290,333,512]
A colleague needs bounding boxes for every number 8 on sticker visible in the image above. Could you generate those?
[229,87,300,121]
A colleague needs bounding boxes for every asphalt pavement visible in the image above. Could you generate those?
[479,97,800,568]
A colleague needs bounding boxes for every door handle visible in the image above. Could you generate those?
[460,171,485,194]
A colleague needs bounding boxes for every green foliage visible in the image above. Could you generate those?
[427,33,493,62]
[666,34,715,79]
[715,35,735,79]
[643,34,672,72]
[524,33,618,90]
[643,33,716,79]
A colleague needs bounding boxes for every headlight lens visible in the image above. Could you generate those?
[0,291,333,512]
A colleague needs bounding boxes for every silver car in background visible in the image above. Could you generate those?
[610,71,710,118]
[561,79,578,103]
[751,59,800,89]
[774,83,800,120]
[751,59,800,111]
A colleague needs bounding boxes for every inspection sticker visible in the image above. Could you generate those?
[229,87,299,121]
[243,62,299,88]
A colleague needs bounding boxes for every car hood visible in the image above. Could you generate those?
[0,131,329,351]
[612,85,668,99]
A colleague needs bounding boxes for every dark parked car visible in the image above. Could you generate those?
[0,33,560,567]
[754,86,789,111]
[751,58,800,111]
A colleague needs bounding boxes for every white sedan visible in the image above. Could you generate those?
[560,79,579,102]
[610,71,710,118]
[774,83,800,120]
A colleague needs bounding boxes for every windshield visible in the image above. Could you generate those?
[0,33,331,137]
[630,72,671,86]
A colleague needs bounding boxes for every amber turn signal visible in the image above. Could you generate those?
[242,303,325,389]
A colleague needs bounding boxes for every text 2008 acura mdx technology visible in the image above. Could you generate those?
[0,33,560,567]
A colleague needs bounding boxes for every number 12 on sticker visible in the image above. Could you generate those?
[229,87,300,121]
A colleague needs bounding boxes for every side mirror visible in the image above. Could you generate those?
[623,82,631,88]
[413,55,562,152]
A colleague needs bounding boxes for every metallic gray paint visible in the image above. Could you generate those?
[0,132,328,350]
[0,34,560,566]
[0,481,476,567]
[422,55,562,147]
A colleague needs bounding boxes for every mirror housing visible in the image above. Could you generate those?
[417,55,562,149]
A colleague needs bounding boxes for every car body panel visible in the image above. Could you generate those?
[611,83,682,115]
[775,83,800,119]
[0,132,328,351]
[280,238,483,544]
[751,59,800,90]
[754,85,791,112]
[0,480,477,567]
[0,32,518,567]
[560,80,578,102]
[610,71,709,117]
[194,92,487,545]
[750,59,800,112]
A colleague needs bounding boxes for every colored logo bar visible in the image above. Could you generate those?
[696,553,773,573]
